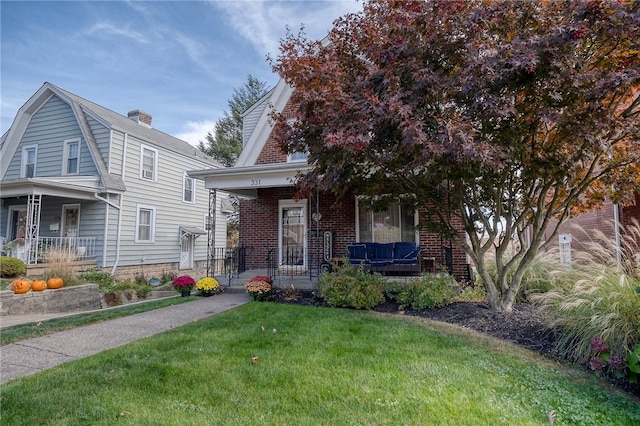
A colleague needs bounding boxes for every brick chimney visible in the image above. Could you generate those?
[127,110,152,128]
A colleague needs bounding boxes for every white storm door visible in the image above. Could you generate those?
[180,234,194,269]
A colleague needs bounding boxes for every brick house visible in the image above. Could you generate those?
[549,192,640,264]
[189,79,469,285]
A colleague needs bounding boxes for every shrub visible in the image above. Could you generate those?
[317,262,384,310]
[397,273,457,310]
[531,221,640,364]
[0,256,26,277]
[79,268,114,288]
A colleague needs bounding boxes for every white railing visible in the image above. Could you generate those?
[33,237,96,264]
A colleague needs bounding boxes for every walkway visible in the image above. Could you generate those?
[0,292,251,384]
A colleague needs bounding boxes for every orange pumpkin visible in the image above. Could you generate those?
[31,279,48,292]
[47,277,64,289]
[11,279,31,294]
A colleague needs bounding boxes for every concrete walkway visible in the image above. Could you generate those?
[0,292,251,384]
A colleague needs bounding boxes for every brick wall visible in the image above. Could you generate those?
[240,189,469,282]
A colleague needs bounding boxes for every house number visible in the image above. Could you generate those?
[250,179,261,186]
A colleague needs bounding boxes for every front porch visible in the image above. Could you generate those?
[3,236,97,265]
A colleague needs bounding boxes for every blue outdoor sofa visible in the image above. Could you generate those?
[347,241,423,274]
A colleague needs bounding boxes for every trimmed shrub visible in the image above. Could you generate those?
[0,256,26,277]
[397,273,457,310]
[318,262,385,309]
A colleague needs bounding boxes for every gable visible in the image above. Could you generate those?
[3,94,98,179]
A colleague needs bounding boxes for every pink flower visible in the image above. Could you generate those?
[172,275,196,289]
[590,337,608,354]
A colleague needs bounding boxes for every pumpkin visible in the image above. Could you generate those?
[11,279,31,294]
[47,277,64,289]
[31,279,47,291]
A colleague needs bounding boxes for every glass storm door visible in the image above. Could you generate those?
[180,234,194,269]
[279,201,307,268]
[62,205,80,237]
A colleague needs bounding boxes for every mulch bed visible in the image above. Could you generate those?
[266,289,638,397]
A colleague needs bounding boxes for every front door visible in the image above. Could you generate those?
[279,200,307,269]
[7,206,27,241]
[180,234,194,269]
[62,204,80,237]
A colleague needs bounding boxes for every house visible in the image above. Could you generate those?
[0,82,230,280]
[549,192,640,264]
[189,79,470,285]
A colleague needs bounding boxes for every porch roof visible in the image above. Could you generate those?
[0,176,124,200]
[188,162,312,199]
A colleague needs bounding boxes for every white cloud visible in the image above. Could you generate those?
[212,0,362,57]
[176,119,217,147]
[86,21,149,44]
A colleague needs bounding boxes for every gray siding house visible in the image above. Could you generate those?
[0,82,228,280]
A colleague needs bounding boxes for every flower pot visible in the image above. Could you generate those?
[180,290,191,297]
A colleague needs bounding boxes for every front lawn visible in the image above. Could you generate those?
[1,303,638,425]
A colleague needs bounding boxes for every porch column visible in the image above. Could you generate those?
[207,189,217,277]
[25,194,42,264]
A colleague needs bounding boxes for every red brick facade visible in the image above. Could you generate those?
[239,188,469,282]
[550,192,640,253]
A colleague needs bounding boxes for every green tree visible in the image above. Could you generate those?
[199,75,269,166]
[270,0,640,312]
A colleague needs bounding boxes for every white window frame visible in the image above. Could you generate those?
[182,172,196,204]
[62,138,80,175]
[135,204,156,243]
[21,145,37,178]
[140,145,158,181]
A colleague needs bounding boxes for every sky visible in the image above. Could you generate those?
[0,0,362,145]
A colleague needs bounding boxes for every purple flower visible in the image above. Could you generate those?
[589,356,606,372]
[590,337,608,354]
[608,352,627,372]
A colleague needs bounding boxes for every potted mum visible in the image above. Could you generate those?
[243,275,273,301]
[172,275,195,297]
[196,277,220,297]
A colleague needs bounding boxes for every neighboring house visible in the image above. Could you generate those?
[189,78,470,284]
[549,192,640,264]
[0,82,229,280]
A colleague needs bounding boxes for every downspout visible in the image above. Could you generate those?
[613,203,622,265]
[93,193,121,268]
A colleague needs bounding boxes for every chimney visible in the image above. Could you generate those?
[127,110,152,128]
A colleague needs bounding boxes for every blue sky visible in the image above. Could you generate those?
[1,0,362,145]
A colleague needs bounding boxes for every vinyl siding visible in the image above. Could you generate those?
[109,130,125,177]
[115,134,223,267]
[85,113,111,170]
[242,96,269,146]
[4,95,99,178]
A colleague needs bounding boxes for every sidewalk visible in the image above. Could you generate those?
[0,291,251,384]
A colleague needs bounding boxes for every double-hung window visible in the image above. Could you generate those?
[140,145,157,181]
[357,200,417,243]
[63,139,80,174]
[136,204,156,243]
[183,172,195,203]
[21,145,37,178]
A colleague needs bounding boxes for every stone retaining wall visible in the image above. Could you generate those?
[0,284,102,316]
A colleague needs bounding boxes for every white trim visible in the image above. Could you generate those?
[135,204,156,243]
[21,145,37,178]
[140,144,158,182]
[62,138,81,175]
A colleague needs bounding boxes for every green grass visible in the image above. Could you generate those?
[0,296,194,346]
[1,303,638,425]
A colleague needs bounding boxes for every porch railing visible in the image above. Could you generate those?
[207,246,247,286]
[31,237,97,264]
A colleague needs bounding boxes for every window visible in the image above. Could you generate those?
[63,139,80,174]
[287,151,308,163]
[140,145,158,181]
[357,200,416,243]
[136,204,156,243]
[21,145,37,178]
[183,172,195,203]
